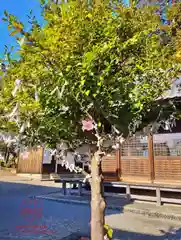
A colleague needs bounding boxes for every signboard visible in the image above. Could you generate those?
[43,149,52,164]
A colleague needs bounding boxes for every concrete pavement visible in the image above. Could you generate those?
[0,175,181,239]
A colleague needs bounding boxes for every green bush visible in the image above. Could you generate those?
[0,159,5,167]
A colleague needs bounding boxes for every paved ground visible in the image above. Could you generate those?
[1,176,181,239]
[36,191,181,221]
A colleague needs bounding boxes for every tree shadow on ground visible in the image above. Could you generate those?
[53,227,181,239]
[0,180,62,197]
[112,227,181,240]
[0,180,181,240]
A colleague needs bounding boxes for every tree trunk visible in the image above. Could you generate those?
[90,151,106,240]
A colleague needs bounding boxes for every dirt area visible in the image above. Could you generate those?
[0,167,17,176]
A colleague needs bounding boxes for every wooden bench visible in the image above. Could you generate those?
[59,174,84,196]
[103,182,181,206]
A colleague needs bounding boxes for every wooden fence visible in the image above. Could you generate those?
[17,147,43,174]
[102,151,119,182]
[102,133,181,185]
[17,133,181,186]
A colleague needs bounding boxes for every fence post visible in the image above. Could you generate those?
[126,185,131,201]
[40,146,44,176]
[148,133,154,183]
[116,148,121,181]
[156,187,161,206]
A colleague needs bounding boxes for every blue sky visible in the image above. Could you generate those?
[0,0,43,59]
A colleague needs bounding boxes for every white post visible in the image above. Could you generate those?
[55,161,58,173]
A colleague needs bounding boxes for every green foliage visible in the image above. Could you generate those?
[0,160,5,167]
[167,3,181,61]
[104,224,113,239]
[0,0,180,147]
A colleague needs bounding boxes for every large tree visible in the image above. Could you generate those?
[0,1,180,239]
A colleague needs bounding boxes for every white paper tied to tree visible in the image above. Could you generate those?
[8,102,19,120]
[18,121,30,134]
[35,90,38,101]
[53,141,89,173]
[61,152,75,172]
[17,36,25,47]
[75,144,91,163]
[50,149,57,156]
[20,123,25,134]
[56,151,76,172]
[50,82,67,100]
[57,141,68,150]
[12,79,21,97]
[3,135,17,147]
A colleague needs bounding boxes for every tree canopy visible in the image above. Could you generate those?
[0,0,180,148]
[1,2,181,239]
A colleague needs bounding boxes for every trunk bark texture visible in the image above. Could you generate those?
[90,151,106,240]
